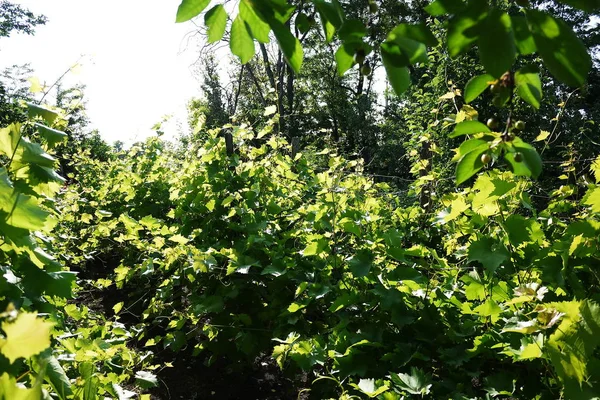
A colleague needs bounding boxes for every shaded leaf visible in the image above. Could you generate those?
[478,10,516,78]
[527,10,591,87]
[348,249,374,278]
[382,51,411,95]
[511,15,536,55]
[468,237,509,273]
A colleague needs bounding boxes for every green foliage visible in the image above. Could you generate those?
[0,102,152,398]
[53,113,600,398]
[526,9,592,87]
[174,0,594,101]
[0,1,46,38]
[1,0,599,399]
[204,5,227,43]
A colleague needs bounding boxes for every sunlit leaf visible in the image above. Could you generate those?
[450,121,491,138]
[0,312,52,363]
[230,15,255,64]
[464,74,494,103]
[239,0,270,44]
[515,65,542,109]
[204,5,227,43]
[176,0,210,23]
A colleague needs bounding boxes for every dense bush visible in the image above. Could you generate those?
[53,116,600,398]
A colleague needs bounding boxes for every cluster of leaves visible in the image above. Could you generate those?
[176,0,594,96]
[53,113,600,398]
[0,103,154,399]
[0,0,47,38]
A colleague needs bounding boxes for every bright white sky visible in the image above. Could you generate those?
[0,0,203,144]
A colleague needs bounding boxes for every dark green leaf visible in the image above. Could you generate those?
[338,19,367,42]
[527,10,591,87]
[478,10,516,78]
[385,37,428,66]
[382,51,411,95]
[468,237,509,273]
[511,15,536,55]
[504,215,545,246]
[515,64,542,109]
[464,74,494,103]
[450,121,491,138]
[204,5,227,43]
[348,249,374,277]
[21,262,77,298]
[314,0,342,42]
[557,0,600,12]
[447,2,488,57]
[424,0,465,16]
[295,13,311,34]
[175,0,210,23]
[388,23,438,47]
[41,352,73,400]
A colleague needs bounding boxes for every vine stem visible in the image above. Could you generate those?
[37,56,85,105]
[541,88,579,155]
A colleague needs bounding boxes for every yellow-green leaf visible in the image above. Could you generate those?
[0,312,52,363]
[535,130,550,141]
[0,373,41,400]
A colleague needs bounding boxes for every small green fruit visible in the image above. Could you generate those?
[492,96,505,108]
[369,2,379,13]
[481,153,492,165]
[487,118,499,130]
[514,152,523,162]
[361,61,372,76]
[354,49,366,65]
[504,132,515,142]
[514,120,525,130]
[490,84,502,94]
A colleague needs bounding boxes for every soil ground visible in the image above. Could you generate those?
[149,350,308,400]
